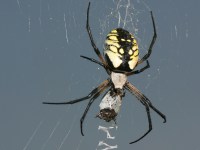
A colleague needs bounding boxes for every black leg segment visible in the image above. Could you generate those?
[138,11,157,64]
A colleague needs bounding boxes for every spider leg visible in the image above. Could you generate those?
[80,81,110,136]
[86,2,107,65]
[43,79,110,136]
[80,55,111,75]
[138,11,157,64]
[143,99,167,123]
[127,60,150,76]
[43,79,110,105]
[80,55,104,67]
[130,101,152,144]
[125,81,166,122]
[43,89,97,105]
[125,82,166,143]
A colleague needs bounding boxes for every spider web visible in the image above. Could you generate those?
[2,0,200,149]
[14,0,155,150]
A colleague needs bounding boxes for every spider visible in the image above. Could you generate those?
[43,2,166,144]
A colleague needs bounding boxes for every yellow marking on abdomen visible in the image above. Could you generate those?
[128,50,133,55]
[128,59,138,70]
[109,45,118,53]
[105,50,122,68]
[119,48,124,54]
[134,50,139,56]
[105,40,120,48]
[109,36,118,41]
[111,29,117,33]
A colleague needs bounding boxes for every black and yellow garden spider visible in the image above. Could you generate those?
[43,2,166,144]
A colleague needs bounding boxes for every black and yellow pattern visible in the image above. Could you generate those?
[104,28,139,73]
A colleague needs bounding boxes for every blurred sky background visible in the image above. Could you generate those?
[0,0,200,150]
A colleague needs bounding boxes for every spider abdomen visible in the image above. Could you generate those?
[104,28,139,73]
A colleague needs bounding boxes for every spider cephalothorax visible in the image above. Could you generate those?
[43,2,166,144]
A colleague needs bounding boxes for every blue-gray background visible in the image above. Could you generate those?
[1,0,200,150]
